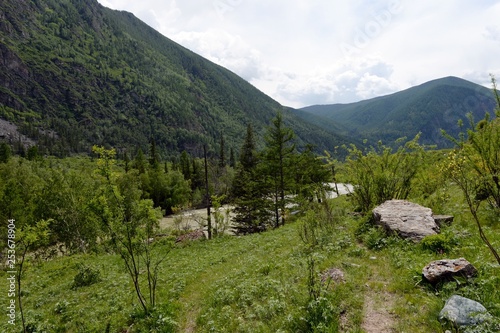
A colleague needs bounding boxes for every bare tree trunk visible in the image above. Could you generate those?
[204,145,212,240]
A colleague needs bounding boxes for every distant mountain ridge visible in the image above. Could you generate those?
[0,0,350,157]
[298,76,497,147]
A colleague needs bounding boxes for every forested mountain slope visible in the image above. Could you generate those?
[0,0,349,158]
[300,76,497,147]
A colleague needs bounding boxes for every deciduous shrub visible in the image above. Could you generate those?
[420,234,454,254]
[72,264,101,289]
[344,135,424,213]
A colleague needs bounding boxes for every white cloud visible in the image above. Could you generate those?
[267,57,398,107]
[484,25,500,43]
[356,73,398,99]
[97,0,500,108]
[172,30,263,81]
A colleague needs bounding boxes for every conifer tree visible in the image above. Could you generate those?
[229,147,236,168]
[27,145,39,161]
[191,158,204,190]
[0,142,11,163]
[232,124,271,234]
[180,150,192,181]
[262,111,296,228]
[149,138,160,169]
[133,148,147,174]
[219,135,225,168]
[124,151,130,173]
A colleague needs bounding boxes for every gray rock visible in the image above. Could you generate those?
[372,200,439,241]
[433,215,454,227]
[439,295,490,326]
[321,267,345,284]
[422,258,477,284]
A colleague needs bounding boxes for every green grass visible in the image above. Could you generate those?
[1,194,499,332]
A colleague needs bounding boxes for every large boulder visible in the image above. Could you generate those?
[422,258,477,284]
[439,295,490,327]
[372,200,439,241]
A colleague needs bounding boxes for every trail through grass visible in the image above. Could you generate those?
[361,255,397,333]
[1,194,499,332]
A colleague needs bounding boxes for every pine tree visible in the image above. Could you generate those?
[149,138,160,169]
[219,135,225,168]
[27,146,39,161]
[294,144,332,203]
[133,148,147,174]
[191,158,204,190]
[232,124,271,234]
[229,147,236,168]
[240,124,257,170]
[262,111,296,228]
[0,142,12,163]
[124,151,130,173]
[180,150,191,181]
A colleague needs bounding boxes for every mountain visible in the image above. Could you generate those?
[0,0,349,158]
[299,76,498,147]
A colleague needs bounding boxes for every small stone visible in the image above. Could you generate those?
[433,215,454,227]
[175,229,206,243]
[422,258,477,284]
[321,267,345,284]
[439,295,490,326]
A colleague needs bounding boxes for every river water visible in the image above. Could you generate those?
[160,183,353,231]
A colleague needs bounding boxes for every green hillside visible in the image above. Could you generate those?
[0,0,348,158]
[1,185,498,332]
[1,103,499,331]
[300,76,497,147]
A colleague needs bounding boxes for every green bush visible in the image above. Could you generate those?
[344,135,424,213]
[129,304,178,333]
[305,296,339,332]
[420,233,454,254]
[71,264,101,289]
[363,227,389,250]
[354,216,389,250]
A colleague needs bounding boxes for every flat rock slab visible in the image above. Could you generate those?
[433,215,454,227]
[439,295,490,326]
[372,200,439,241]
[422,258,477,284]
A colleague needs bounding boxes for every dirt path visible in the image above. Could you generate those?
[361,259,397,333]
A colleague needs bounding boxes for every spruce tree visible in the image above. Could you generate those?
[0,142,12,163]
[229,148,236,168]
[219,135,225,168]
[262,111,296,228]
[232,124,271,234]
[124,151,130,173]
[133,148,147,174]
[180,150,191,181]
[149,138,160,169]
[294,144,332,203]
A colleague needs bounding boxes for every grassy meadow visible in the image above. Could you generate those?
[1,188,499,332]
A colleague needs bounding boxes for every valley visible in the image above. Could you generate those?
[0,1,499,332]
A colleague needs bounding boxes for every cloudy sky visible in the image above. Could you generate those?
[97,0,500,108]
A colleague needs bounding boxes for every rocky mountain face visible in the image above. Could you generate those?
[0,0,349,157]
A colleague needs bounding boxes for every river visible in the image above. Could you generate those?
[160,183,353,231]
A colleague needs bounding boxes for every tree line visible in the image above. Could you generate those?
[0,111,333,253]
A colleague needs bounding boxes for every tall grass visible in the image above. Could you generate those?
[1,189,498,332]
